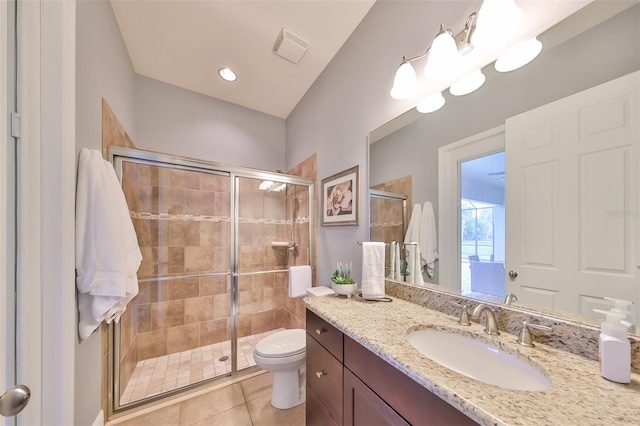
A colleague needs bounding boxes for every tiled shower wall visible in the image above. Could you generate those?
[370,175,412,272]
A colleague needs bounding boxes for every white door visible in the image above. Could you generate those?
[1,0,31,422]
[506,71,640,323]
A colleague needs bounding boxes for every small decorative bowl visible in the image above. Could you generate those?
[331,282,357,298]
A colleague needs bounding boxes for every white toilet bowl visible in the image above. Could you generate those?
[253,328,306,409]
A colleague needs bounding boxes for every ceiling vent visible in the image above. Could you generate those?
[272,28,309,64]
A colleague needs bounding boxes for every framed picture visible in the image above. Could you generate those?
[321,165,359,226]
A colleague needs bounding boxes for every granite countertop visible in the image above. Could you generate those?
[303,295,640,426]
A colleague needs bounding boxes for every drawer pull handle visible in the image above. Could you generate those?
[315,327,326,335]
[315,370,326,379]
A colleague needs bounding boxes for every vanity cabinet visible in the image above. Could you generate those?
[306,309,477,426]
[306,310,343,426]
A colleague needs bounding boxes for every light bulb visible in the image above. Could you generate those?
[424,26,461,82]
[450,70,486,96]
[218,67,237,82]
[473,0,523,49]
[495,37,543,72]
[391,61,419,100]
[416,92,445,113]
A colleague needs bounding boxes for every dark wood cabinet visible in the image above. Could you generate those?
[305,308,477,426]
[343,368,409,426]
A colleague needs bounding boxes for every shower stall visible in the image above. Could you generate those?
[369,189,407,274]
[108,147,313,412]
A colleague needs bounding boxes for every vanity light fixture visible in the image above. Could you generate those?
[391,0,540,112]
[424,25,462,83]
[416,92,445,113]
[494,37,543,72]
[218,67,237,82]
[450,69,486,96]
[472,0,523,49]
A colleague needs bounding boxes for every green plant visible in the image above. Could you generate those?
[331,262,355,284]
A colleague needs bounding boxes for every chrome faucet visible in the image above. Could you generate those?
[470,304,500,335]
[503,293,518,305]
[518,321,552,347]
[448,301,471,326]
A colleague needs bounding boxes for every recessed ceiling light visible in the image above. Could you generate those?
[218,67,237,82]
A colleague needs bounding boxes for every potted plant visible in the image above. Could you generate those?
[331,262,357,298]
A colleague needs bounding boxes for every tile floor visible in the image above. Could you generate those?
[109,371,305,426]
[121,328,285,404]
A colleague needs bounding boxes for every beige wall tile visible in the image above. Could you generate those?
[264,246,288,268]
[168,278,199,300]
[184,246,215,273]
[239,194,263,219]
[137,164,160,187]
[199,275,228,296]
[137,304,151,333]
[274,308,290,329]
[137,329,167,360]
[166,323,199,354]
[213,246,230,272]
[252,273,274,291]
[263,287,284,311]
[213,293,231,320]
[184,296,215,324]
[155,187,186,214]
[238,290,263,315]
[200,221,228,246]
[238,246,264,269]
[168,220,200,247]
[166,168,200,190]
[264,195,285,220]
[185,189,215,216]
[200,319,229,345]
[168,247,185,275]
[237,275,252,292]
[151,300,185,330]
[119,311,130,362]
[213,192,230,217]
[237,314,251,338]
[200,174,228,192]
[251,311,274,335]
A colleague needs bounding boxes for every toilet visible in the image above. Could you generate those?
[253,328,307,409]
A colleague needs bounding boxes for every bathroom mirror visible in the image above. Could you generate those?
[369,2,640,335]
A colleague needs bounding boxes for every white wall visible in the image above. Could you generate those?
[134,75,286,171]
[287,1,639,286]
[75,0,136,424]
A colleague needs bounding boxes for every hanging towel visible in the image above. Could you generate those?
[361,242,386,299]
[420,202,439,279]
[404,203,422,246]
[388,241,396,279]
[393,241,402,281]
[405,242,424,285]
[289,265,312,297]
[76,148,142,341]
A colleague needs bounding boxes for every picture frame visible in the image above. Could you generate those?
[321,165,359,226]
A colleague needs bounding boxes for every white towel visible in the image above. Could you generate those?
[405,242,424,285]
[420,202,439,279]
[361,242,386,298]
[394,242,402,281]
[76,149,142,341]
[388,241,396,279]
[289,265,312,297]
[404,203,422,246]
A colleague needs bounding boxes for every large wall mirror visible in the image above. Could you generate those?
[369,1,640,335]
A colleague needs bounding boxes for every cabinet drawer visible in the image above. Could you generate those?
[307,333,343,424]
[306,309,343,361]
[344,336,477,425]
[306,384,339,426]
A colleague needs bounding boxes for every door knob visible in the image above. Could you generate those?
[0,385,30,417]
[508,270,518,280]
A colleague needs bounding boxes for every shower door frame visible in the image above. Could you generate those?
[108,147,314,415]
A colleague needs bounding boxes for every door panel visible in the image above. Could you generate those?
[506,71,639,321]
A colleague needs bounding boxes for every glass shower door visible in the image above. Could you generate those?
[115,160,233,406]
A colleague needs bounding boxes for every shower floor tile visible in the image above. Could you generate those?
[120,328,285,405]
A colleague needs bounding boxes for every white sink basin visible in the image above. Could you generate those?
[407,329,551,391]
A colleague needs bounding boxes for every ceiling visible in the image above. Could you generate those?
[110,0,376,119]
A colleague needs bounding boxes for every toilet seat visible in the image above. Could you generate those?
[254,329,306,358]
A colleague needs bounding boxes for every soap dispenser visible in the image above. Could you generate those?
[604,297,635,334]
[593,309,631,384]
